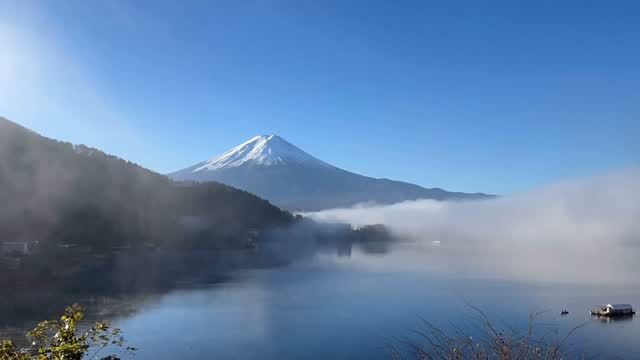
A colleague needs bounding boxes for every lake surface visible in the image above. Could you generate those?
[4,242,640,359]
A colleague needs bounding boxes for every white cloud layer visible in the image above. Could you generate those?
[305,169,640,284]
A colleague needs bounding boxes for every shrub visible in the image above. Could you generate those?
[0,304,135,360]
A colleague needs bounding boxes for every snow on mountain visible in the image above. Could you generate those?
[169,135,494,211]
[192,135,330,171]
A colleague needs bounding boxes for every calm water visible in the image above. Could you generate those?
[5,243,640,359]
[104,245,639,359]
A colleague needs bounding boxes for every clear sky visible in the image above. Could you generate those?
[1,0,638,195]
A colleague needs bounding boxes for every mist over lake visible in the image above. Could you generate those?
[305,169,640,285]
[97,170,638,359]
[3,169,640,359]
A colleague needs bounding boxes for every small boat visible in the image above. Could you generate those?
[561,310,569,315]
[591,304,635,317]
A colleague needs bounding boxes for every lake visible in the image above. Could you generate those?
[7,241,635,359]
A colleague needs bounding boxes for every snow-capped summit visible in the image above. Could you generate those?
[192,135,329,171]
[169,135,493,211]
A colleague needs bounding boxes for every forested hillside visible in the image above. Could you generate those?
[0,117,293,252]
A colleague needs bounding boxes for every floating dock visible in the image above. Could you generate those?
[591,304,635,317]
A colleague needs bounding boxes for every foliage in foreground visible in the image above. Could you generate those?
[390,307,588,360]
[0,304,135,360]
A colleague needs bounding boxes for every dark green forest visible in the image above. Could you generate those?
[0,117,293,254]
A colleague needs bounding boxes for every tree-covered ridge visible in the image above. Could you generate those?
[0,117,293,252]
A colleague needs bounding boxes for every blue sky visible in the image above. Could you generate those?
[1,0,638,195]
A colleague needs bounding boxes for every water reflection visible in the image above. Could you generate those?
[592,314,635,324]
[2,235,640,359]
[0,224,393,337]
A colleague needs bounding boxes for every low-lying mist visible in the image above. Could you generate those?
[303,169,640,284]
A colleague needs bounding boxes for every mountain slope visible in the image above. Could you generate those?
[0,117,292,251]
[169,135,493,211]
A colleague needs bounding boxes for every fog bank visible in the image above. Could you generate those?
[303,169,640,284]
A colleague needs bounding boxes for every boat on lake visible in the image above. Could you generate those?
[591,304,635,317]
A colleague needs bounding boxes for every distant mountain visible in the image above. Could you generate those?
[0,117,292,252]
[169,135,494,211]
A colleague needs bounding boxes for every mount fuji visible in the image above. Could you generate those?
[169,135,493,211]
